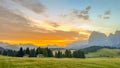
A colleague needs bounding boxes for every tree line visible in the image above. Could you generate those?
[55,50,85,58]
[0,47,85,58]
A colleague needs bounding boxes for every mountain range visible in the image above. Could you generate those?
[0,43,37,50]
[66,31,120,49]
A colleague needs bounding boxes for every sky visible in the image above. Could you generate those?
[0,0,120,46]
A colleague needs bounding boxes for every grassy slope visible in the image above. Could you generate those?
[0,56,120,68]
[86,48,120,58]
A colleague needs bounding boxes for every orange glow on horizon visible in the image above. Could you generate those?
[0,40,78,46]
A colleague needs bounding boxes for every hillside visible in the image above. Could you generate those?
[86,48,120,58]
[81,46,118,54]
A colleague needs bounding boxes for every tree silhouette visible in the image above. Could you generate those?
[29,48,36,57]
[25,48,30,55]
[17,47,24,57]
[47,48,53,57]
[55,51,62,58]
[73,50,85,58]
[65,50,72,58]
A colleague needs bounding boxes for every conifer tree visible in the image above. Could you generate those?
[47,48,53,57]
[29,48,36,57]
[65,50,72,58]
[57,51,62,58]
[17,47,24,57]
[25,48,30,55]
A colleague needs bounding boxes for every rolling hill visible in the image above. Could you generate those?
[86,48,120,58]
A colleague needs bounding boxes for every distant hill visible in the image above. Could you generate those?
[86,48,120,58]
[81,46,118,54]
[0,42,38,50]
[0,47,4,52]
[0,42,65,50]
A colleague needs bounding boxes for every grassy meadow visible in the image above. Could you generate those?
[0,56,120,68]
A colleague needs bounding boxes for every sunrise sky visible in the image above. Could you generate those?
[0,0,120,46]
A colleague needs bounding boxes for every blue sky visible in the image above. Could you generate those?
[39,0,120,34]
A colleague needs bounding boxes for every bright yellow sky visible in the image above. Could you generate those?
[0,24,91,46]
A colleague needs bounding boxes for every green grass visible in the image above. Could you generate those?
[0,56,120,68]
[86,48,120,58]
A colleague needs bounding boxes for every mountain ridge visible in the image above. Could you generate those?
[66,30,120,49]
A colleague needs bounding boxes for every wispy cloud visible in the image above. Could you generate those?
[12,0,46,13]
[104,10,111,15]
[98,10,111,19]
[62,6,92,20]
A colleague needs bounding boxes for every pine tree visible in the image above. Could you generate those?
[73,50,85,58]
[36,47,43,56]
[43,48,48,57]
[57,51,62,58]
[13,50,17,57]
[2,50,7,56]
[55,52,58,58]
[25,48,30,55]
[0,51,1,55]
[29,48,36,57]
[65,50,72,58]
[47,48,53,57]
[7,50,14,56]
[78,50,85,58]
[17,47,24,57]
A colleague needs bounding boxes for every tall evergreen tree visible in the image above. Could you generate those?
[0,51,1,55]
[47,48,53,57]
[73,50,85,58]
[25,48,30,55]
[36,47,43,56]
[29,48,36,57]
[43,48,48,57]
[55,52,58,58]
[65,50,72,58]
[7,50,14,56]
[2,50,7,56]
[13,50,17,57]
[56,51,62,58]
[17,47,24,57]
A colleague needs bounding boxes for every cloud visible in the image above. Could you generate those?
[0,6,91,41]
[0,6,31,32]
[0,5,51,35]
[103,17,110,19]
[62,6,91,20]
[103,10,111,19]
[0,0,53,33]
[45,21,60,28]
[0,29,89,42]
[104,10,111,15]
[0,30,90,46]
[98,10,111,19]
[86,6,91,11]
[12,0,46,13]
